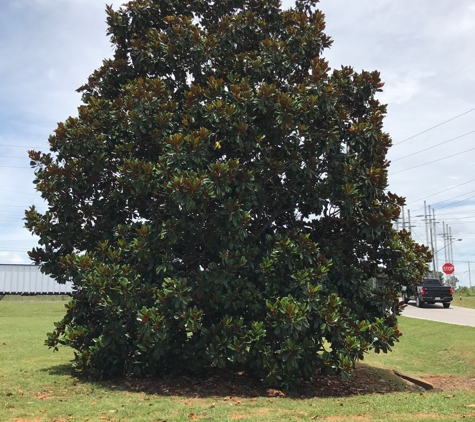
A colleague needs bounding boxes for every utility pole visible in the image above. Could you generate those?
[432,208,438,275]
[441,222,447,283]
[402,205,406,230]
[449,227,454,264]
[424,201,429,250]
[427,205,435,276]
[443,222,448,264]
[468,262,472,288]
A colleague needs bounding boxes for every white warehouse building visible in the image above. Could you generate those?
[0,264,73,297]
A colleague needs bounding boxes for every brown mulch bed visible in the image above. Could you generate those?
[110,364,475,399]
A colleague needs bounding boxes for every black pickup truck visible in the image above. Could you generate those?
[402,278,453,308]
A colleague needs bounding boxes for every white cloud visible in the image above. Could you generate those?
[0,251,29,264]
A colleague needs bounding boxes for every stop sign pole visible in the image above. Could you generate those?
[442,262,455,275]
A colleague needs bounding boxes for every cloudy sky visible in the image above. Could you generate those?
[1,0,474,286]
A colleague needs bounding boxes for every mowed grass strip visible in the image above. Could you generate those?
[364,315,475,378]
[453,295,475,310]
[1,297,475,422]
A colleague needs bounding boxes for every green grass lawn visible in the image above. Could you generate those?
[363,315,475,378]
[1,296,475,422]
[453,295,475,310]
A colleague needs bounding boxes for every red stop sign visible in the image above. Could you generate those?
[442,263,455,275]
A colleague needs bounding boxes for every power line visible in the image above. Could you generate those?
[435,212,475,220]
[0,207,44,212]
[392,129,475,162]
[430,189,475,207]
[0,165,32,169]
[0,144,38,149]
[407,177,475,204]
[443,217,475,222]
[0,202,44,207]
[0,188,41,196]
[0,241,37,244]
[391,145,475,175]
[412,191,475,213]
[393,107,475,146]
[434,194,475,211]
[436,209,475,217]
[0,196,43,204]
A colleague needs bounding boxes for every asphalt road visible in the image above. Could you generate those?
[401,301,475,327]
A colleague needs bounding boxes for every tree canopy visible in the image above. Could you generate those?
[445,275,459,289]
[25,0,430,388]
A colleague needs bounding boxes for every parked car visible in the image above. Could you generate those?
[402,278,453,308]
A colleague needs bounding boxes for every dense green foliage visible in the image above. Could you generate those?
[457,286,475,296]
[25,0,430,388]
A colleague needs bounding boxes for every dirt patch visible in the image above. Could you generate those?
[315,413,475,421]
[231,408,269,420]
[379,413,475,421]
[422,376,475,392]
[315,416,368,421]
[12,419,43,422]
[34,391,53,400]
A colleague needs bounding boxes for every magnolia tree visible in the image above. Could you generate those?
[25,0,430,388]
